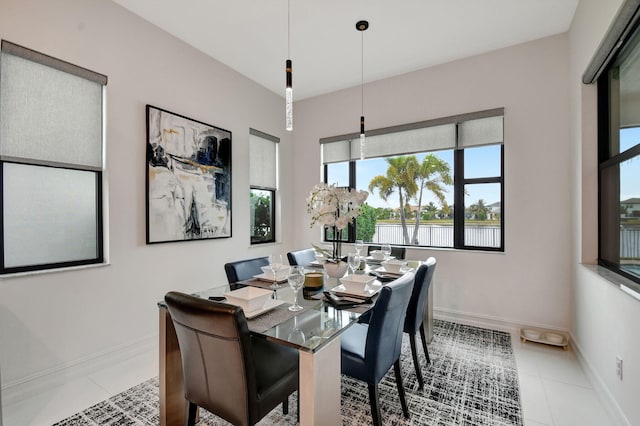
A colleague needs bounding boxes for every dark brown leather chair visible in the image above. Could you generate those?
[164,291,299,426]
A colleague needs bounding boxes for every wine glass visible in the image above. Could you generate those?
[287,316,306,344]
[381,243,392,260]
[355,240,364,258]
[347,252,360,275]
[268,254,283,289]
[287,266,305,311]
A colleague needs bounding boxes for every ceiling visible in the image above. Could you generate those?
[112,0,579,100]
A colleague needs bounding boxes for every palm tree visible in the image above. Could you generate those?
[424,202,438,220]
[368,156,419,244]
[411,155,453,244]
[438,202,452,219]
[468,199,490,220]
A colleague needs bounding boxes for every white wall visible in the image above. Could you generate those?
[569,1,640,424]
[0,0,293,389]
[293,34,573,331]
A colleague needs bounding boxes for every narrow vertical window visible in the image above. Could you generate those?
[249,129,278,244]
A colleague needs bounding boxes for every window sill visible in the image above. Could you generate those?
[0,262,111,280]
[581,263,640,302]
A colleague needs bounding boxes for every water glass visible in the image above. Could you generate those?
[381,243,392,259]
[268,254,283,289]
[355,239,364,257]
[347,252,360,274]
[288,266,305,311]
[288,316,306,344]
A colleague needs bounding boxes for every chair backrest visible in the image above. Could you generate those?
[164,291,256,425]
[287,248,316,266]
[224,256,269,283]
[404,257,437,334]
[365,272,414,383]
[367,245,406,259]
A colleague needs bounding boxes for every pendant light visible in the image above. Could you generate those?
[285,0,293,131]
[356,20,368,160]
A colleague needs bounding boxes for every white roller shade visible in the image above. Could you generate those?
[321,109,504,164]
[358,124,456,159]
[459,115,504,148]
[249,131,278,189]
[0,51,104,168]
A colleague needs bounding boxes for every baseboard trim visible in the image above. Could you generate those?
[433,307,569,335]
[2,333,157,407]
[569,332,630,426]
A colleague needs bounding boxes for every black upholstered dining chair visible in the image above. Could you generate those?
[286,248,316,266]
[404,257,437,389]
[224,256,269,284]
[164,291,299,426]
[367,245,406,259]
[340,272,415,426]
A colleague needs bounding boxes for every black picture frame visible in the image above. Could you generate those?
[146,105,232,244]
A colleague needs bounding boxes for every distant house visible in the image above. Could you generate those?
[488,202,501,220]
[621,198,640,218]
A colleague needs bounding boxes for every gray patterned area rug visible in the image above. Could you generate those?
[54,320,523,425]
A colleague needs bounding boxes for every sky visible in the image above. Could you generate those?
[327,144,501,210]
[620,127,640,202]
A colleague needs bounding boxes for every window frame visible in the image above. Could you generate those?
[249,186,276,245]
[321,109,504,252]
[596,22,640,286]
[0,40,107,274]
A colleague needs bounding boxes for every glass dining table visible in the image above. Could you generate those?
[157,271,379,426]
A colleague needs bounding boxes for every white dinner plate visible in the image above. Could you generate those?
[242,298,286,319]
[330,283,381,299]
[373,266,414,277]
[252,272,288,283]
[365,255,395,263]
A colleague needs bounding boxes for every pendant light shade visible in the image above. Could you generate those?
[284,0,293,131]
[356,20,368,160]
[286,58,293,131]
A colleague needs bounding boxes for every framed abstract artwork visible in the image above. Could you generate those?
[146,105,232,243]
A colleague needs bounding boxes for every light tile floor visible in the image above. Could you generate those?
[3,331,614,425]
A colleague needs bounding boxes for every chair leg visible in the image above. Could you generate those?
[419,323,431,364]
[282,395,289,415]
[367,383,382,426]
[409,332,425,389]
[185,401,198,426]
[393,360,410,419]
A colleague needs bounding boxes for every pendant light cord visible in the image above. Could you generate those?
[361,29,364,116]
[288,0,291,57]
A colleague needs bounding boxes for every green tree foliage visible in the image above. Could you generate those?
[250,190,272,241]
[356,203,377,242]
[467,199,490,220]
[422,202,439,220]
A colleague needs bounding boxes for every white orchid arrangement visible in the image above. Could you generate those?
[306,183,369,261]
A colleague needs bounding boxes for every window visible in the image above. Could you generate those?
[322,109,504,252]
[597,22,640,285]
[249,129,278,244]
[0,41,107,274]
